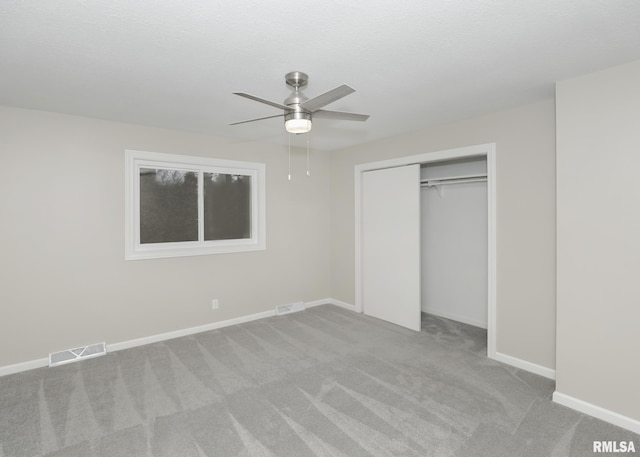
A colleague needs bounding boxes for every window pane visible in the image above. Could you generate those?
[139,168,198,243]
[204,173,251,240]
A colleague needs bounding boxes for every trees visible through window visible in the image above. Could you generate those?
[140,168,199,244]
[125,150,265,260]
[203,172,251,241]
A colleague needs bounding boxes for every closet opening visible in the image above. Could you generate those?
[355,143,496,359]
[420,157,488,352]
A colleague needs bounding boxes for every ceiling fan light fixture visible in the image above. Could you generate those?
[284,111,312,134]
[285,118,312,134]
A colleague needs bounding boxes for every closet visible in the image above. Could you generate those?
[420,157,488,328]
[358,144,494,339]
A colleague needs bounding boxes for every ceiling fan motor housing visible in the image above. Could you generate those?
[284,71,310,107]
[284,110,312,122]
[284,71,312,129]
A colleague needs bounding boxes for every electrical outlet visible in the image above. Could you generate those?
[211,299,219,310]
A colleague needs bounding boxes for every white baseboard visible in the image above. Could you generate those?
[0,357,49,377]
[553,391,640,435]
[0,309,278,378]
[325,298,358,312]
[110,299,357,355]
[305,298,358,312]
[0,299,359,378]
[304,298,331,308]
[108,309,276,353]
[492,351,556,380]
[422,308,487,329]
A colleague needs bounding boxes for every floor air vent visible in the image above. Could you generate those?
[276,301,305,316]
[49,342,107,367]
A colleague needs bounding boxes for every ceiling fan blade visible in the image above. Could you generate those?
[300,85,355,112]
[313,110,369,122]
[229,114,284,126]
[233,92,292,111]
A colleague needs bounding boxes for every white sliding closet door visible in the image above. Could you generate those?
[361,164,421,331]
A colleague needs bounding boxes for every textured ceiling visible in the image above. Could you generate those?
[2,1,640,151]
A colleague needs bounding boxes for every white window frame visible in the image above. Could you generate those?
[125,149,266,260]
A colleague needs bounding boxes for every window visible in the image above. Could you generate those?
[125,150,265,260]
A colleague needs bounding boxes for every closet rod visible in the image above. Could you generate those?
[421,176,487,187]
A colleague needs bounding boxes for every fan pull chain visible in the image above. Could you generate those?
[306,132,311,176]
[288,133,292,181]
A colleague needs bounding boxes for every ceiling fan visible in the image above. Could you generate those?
[230,71,369,134]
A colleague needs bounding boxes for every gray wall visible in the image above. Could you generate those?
[556,59,640,421]
[330,99,557,370]
[0,106,332,367]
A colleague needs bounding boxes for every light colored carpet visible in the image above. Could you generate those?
[0,305,638,456]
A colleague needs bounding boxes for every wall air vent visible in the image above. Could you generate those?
[49,342,107,367]
[276,301,305,316]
